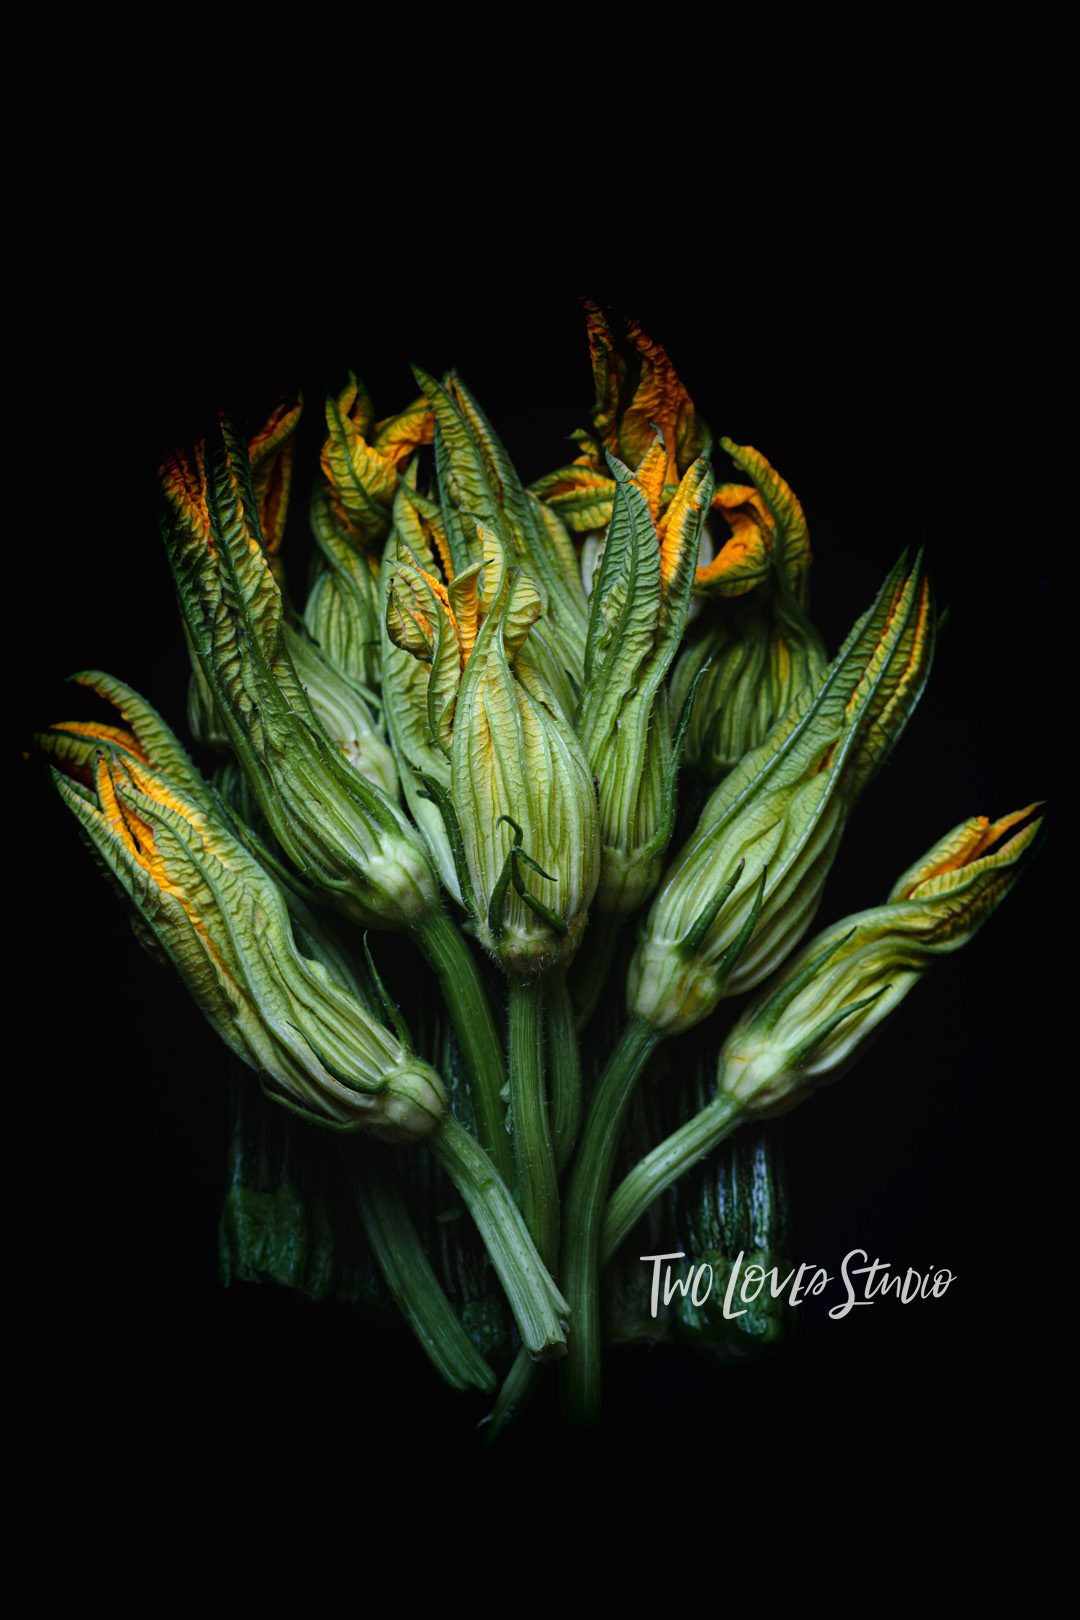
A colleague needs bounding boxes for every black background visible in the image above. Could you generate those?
[19,267,1057,1487]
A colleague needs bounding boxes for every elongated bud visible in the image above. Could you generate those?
[282,624,397,798]
[628,554,935,1034]
[411,363,589,702]
[160,419,438,930]
[248,395,303,587]
[320,372,433,552]
[674,444,827,781]
[304,483,385,690]
[452,571,600,979]
[715,805,1042,1114]
[529,304,710,540]
[577,444,714,910]
[45,725,447,1144]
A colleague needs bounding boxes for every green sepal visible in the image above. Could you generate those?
[679,859,747,957]
[715,865,768,985]
[260,1082,368,1134]
[787,985,892,1071]
[487,816,568,940]
[751,928,858,1036]
[415,771,478,918]
[284,1021,388,1097]
[362,933,413,1052]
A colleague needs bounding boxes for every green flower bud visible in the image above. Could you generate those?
[411,363,589,705]
[303,483,385,690]
[577,442,713,911]
[455,575,600,979]
[672,443,827,782]
[161,420,439,930]
[46,731,447,1144]
[628,553,935,1035]
[282,623,397,799]
[716,804,1042,1115]
[386,520,600,980]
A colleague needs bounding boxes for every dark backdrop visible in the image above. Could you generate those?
[19,278,1055,1482]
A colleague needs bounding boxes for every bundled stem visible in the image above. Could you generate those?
[546,968,583,1175]
[508,977,560,1272]
[412,905,512,1186]
[559,1016,662,1423]
[429,1113,570,1361]
[345,1143,497,1393]
[600,1095,746,1265]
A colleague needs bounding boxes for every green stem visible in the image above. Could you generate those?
[559,1015,661,1424]
[508,977,559,1271]
[600,1095,746,1267]
[343,1143,496,1394]
[429,1113,570,1361]
[412,905,512,1186]
[485,1346,543,1444]
[569,910,622,1035]
[546,968,582,1176]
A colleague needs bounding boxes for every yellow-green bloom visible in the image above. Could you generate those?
[43,702,447,1144]
[671,441,827,782]
[302,377,435,690]
[718,804,1043,1113]
[411,363,588,709]
[600,804,1041,1269]
[531,303,710,535]
[319,373,434,553]
[628,553,935,1034]
[386,521,599,979]
[161,420,438,931]
[576,438,714,911]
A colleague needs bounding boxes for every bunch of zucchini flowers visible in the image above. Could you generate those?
[38,306,1041,1431]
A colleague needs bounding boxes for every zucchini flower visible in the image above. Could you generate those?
[185,396,303,750]
[161,418,439,931]
[281,624,397,799]
[576,437,714,911]
[600,805,1042,1267]
[719,804,1043,1114]
[320,372,434,553]
[628,553,935,1035]
[248,394,303,589]
[671,440,827,781]
[386,521,600,980]
[411,363,589,708]
[531,303,710,537]
[42,701,447,1144]
[303,377,435,689]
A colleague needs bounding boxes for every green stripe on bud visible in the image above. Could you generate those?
[451,571,600,980]
[52,741,448,1143]
[716,805,1043,1113]
[577,448,714,912]
[161,420,439,931]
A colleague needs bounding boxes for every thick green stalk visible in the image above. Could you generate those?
[600,1095,746,1266]
[559,1015,662,1424]
[508,977,559,1271]
[429,1113,570,1361]
[412,904,512,1185]
[485,1346,542,1444]
[546,968,582,1175]
[345,1144,496,1393]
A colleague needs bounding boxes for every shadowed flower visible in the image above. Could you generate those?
[43,709,447,1143]
[161,418,438,931]
[386,518,599,979]
[717,804,1043,1111]
[628,553,935,1034]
